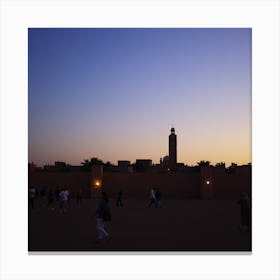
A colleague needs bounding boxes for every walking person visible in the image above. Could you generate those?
[39,188,46,208]
[28,186,36,210]
[116,190,123,207]
[55,187,60,209]
[95,191,111,243]
[65,188,70,209]
[155,188,162,208]
[76,187,83,204]
[148,187,156,207]
[237,192,251,232]
[59,189,68,213]
[47,189,55,210]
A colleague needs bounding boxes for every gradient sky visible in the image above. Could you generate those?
[28,28,251,167]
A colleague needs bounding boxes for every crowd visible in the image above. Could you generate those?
[28,186,84,213]
[29,185,251,245]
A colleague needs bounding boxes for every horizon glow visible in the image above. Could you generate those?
[28,28,251,167]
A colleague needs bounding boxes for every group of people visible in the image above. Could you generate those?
[94,187,163,244]
[28,186,84,212]
[30,185,250,245]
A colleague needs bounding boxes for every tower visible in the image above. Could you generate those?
[169,127,177,171]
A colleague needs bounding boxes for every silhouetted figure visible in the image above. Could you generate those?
[237,192,251,232]
[47,189,54,210]
[59,189,69,213]
[116,190,123,207]
[28,186,36,209]
[55,188,60,202]
[39,188,46,207]
[148,187,156,207]
[95,191,111,243]
[76,187,83,204]
[65,188,70,209]
[155,188,162,208]
[35,187,39,199]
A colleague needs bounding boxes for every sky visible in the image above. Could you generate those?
[28,28,251,167]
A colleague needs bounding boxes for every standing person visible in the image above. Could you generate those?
[148,187,156,207]
[55,188,60,209]
[39,188,46,208]
[65,188,70,209]
[155,188,162,208]
[59,189,67,213]
[237,192,251,232]
[95,191,111,243]
[116,190,123,207]
[28,186,36,210]
[55,188,60,202]
[76,187,83,204]
[47,189,54,210]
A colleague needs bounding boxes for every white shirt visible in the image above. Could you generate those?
[60,190,68,201]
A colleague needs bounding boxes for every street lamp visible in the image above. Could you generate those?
[93,179,102,188]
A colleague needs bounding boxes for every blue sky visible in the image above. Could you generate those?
[28,28,251,166]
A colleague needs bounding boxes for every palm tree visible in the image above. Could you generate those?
[215,162,225,168]
[197,160,211,167]
[81,157,104,170]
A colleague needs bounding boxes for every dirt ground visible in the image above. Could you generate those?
[28,198,251,252]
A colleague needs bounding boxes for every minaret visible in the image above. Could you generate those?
[169,127,177,171]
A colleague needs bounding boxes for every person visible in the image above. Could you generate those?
[39,188,46,208]
[237,192,251,232]
[116,190,123,207]
[59,189,68,213]
[148,187,156,207]
[76,187,83,204]
[65,188,70,208]
[55,188,60,202]
[95,191,111,243]
[47,189,55,210]
[28,186,36,209]
[155,188,162,208]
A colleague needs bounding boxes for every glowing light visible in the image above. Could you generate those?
[206,180,210,185]
[93,179,102,188]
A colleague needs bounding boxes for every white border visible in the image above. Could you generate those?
[0,0,279,280]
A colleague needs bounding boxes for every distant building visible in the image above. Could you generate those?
[118,160,131,167]
[28,162,39,172]
[118,160,131,172]
[135,159,152,172]
[160,155,169,171]
[177,163,185,172]
[44,161,70,172]
[168,127,177,171]
[55,161,67,168]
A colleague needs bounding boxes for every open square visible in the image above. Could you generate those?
[29,198,251,252]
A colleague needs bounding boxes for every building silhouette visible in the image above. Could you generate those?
[169,127,177,171]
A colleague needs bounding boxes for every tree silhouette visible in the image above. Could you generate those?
[215,162,225,168]
[81,157,104,170]
[103,161,116,172]
[197,160,211,167]
[227,162,237,174]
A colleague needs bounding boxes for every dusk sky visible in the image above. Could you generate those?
[28,28,251,167]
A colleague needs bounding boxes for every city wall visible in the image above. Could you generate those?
[28,166,251,199]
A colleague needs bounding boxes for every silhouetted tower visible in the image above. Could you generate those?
[169,127,177,171]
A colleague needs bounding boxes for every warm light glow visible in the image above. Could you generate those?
[93,179,102,188]
[206,180,210,185]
